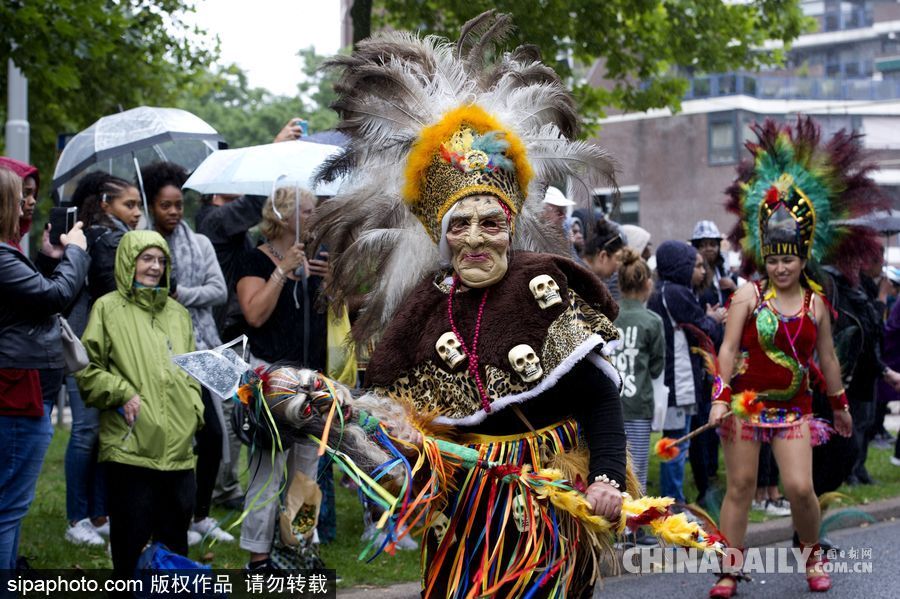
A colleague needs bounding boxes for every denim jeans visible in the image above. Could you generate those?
[0,369,62,569]
[660,419,692,503]
[64,376,107,522]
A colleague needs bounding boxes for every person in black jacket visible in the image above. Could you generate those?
[823,263,900,486]
[71,172,142,303]
[195,193,265,341]
[0,165,89,569]
[648,241,725,503]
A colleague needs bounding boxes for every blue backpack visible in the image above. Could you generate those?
[134,543,223,598]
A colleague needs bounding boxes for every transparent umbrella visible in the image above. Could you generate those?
[51,106,224,208]
[182,139,344,197]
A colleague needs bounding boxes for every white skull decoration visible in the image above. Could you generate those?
[435,332,466,369]
[512,493,539,532]
[529,275,562,309]
[508,344,543,382]
[430,512,453,545]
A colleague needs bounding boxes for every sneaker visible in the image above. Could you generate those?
[66,519,105,547]
[750,499,767,512]
[764,498,791,517]
[246,558,279,572]
[361,523,417,550]
[93,520,110,538]
[395,533,418,551]
[187,530,203,546]
[190,517,235,543]
[635,529,659,546]
[890,456,900,467]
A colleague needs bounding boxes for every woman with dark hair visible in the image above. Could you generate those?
[707,118,888,596]
[0,165,89,568]
[584,219,625,301]
[0,157,40,249]
[139,161,232,544]
[71,172,143,301]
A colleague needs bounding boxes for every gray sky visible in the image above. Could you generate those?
[188,0,342,96]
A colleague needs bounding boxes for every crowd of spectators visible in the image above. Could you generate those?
[2,121,899,580]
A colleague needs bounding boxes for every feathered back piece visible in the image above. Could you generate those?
[311,10,617,343]
[726,116,887,280]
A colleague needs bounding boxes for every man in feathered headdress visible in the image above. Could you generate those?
[310,10,634,597]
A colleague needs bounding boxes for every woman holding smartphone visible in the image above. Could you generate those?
[0,165,89,568]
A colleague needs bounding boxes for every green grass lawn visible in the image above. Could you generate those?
[18,426,900,588]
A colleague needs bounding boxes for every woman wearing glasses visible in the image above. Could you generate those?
[77,230,203,580]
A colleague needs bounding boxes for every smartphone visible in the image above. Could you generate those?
[49,206,78,245]
[293,119,309,136]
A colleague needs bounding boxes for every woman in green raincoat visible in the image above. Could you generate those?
[77,230,203,578]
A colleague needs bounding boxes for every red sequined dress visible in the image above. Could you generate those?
[720,282,833,444]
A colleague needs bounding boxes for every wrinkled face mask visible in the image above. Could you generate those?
[445,195,510,288]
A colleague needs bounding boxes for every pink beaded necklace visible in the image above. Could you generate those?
[447,275,492,413]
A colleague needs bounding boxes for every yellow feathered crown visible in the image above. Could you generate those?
[402,105,533,242]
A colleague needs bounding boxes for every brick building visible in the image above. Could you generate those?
[590,0,900,256]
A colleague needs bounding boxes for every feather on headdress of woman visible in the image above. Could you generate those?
[725,116,888,284]
[311,10,617,343]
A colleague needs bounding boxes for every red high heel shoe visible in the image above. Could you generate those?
[709,574,738,598]
[801,542,831,592]
[710,546,746,598]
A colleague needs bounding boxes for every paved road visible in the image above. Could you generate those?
[597,519,900,598]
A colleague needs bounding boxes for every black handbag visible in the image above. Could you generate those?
[231,396,278,450]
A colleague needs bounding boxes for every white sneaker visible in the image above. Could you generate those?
[361,523,417,550]
[764,498,792,517]
[187,530,203,546]
[190,517,235,543]
[750,499,767,512]
[890,456,900,467]
[395,533,418,551]
[93,520,110,538]
[66,519,105,547]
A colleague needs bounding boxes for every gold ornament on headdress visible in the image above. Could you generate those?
[758,173,816,260]
[402,105,533,242]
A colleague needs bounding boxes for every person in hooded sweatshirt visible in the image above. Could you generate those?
[77,230,203,580]
[647,240,724,502]
[0,156,39,250]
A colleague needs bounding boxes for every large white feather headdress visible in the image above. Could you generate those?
[311,10,617,342]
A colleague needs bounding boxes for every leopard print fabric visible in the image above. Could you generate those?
[374,289,619,419]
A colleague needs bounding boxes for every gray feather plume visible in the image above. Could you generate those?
[312,11,616,343]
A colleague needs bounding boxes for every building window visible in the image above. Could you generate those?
[709,113,737,165]
[592,186,639,225]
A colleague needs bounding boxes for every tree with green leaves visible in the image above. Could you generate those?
[0,0,217,193]
[375,0,812,124]
[176,47,340,149]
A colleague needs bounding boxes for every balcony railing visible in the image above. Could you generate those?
[685,72,900,102]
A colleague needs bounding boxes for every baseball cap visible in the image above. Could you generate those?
[543,186,576,207]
